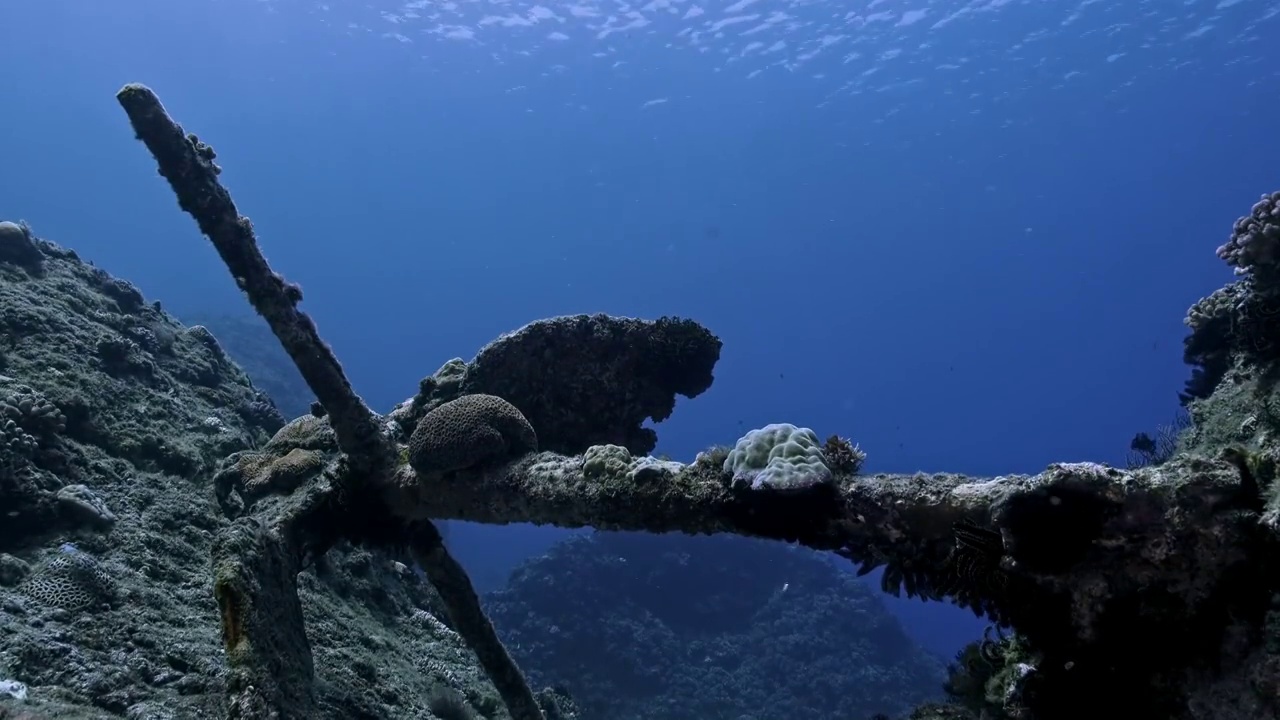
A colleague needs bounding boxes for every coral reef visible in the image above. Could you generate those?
[116,83,1280,720]
[484,532,945,720]
[0,214,287,716]
[0,222,516,718]
[7,82,1279,720]
[1216,191,1280,285]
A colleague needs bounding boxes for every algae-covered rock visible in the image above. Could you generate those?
[0,220,44,274]
[0,222,498,719]
[413,314,722,456]
[181,313,316,420]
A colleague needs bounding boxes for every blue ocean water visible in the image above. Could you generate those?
[2,0,1277,663]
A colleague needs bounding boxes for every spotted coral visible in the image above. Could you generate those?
[19,546,115,611]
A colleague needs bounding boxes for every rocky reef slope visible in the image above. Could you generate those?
[0,216,976,720]
[485,531,945,720]
[0,220,510,719]
[177,313,314,421]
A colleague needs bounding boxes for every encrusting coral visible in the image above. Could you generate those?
[113,81,1280,720]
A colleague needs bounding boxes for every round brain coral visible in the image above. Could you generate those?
[723,423,833,493]
[408,393,538,477]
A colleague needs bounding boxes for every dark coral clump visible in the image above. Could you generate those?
[856,519,1012,625]
[1217,191,1280,285]
[407,393,537,477]
[1180,286,1239,404]
[822,434,866,474]
[459,314,721,455]
[0,220,45,275]
[1182,192,1280,404]
[936,522,1011,617]
[941,628,1019,719]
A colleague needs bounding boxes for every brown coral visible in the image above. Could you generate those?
[213,446,327,516]
[242,448,325,494]
[408,394,537,477]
